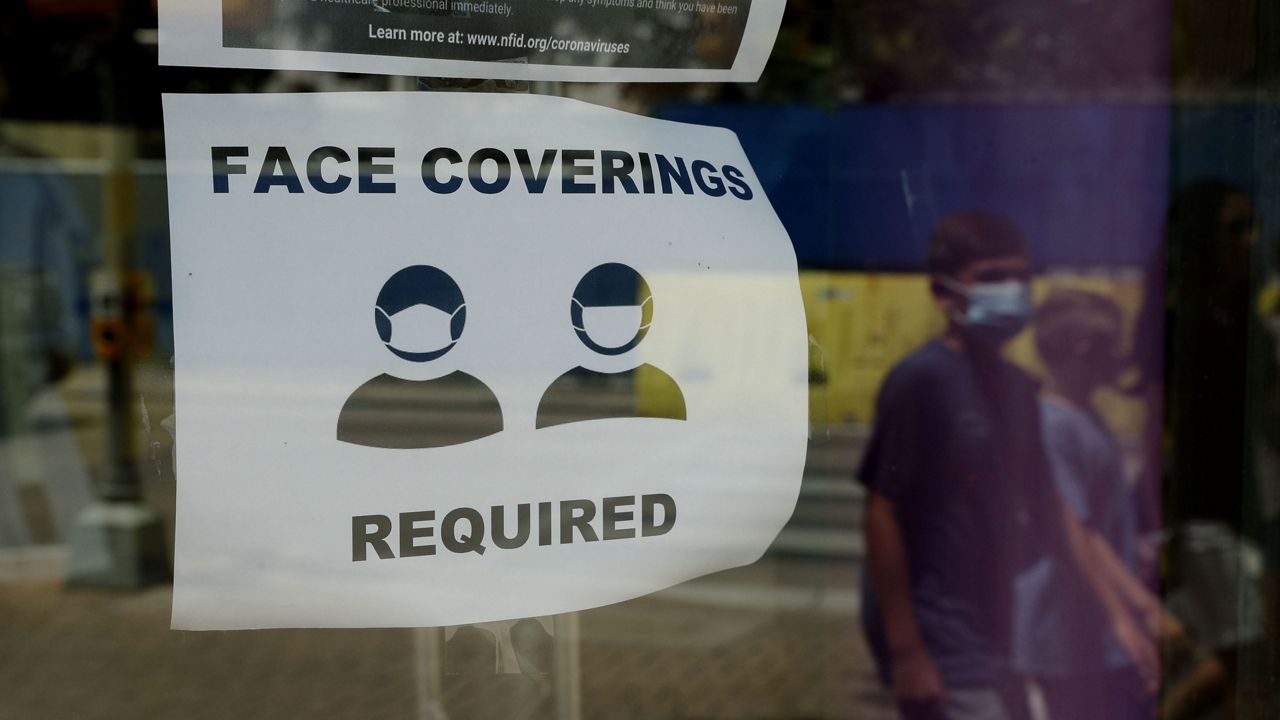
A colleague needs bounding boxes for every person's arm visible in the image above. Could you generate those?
[1059,506,1159,690]
[1161,651,1230,720]
[865,489,944,708]
[1084,529,1183,638]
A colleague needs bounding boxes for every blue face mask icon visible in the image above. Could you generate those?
[568,263,654,356]
[371,265,468,363]
[942,277,1033,345]
[376,303,465,359]
[572,297,651,352]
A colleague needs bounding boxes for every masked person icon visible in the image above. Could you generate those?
[336,265,503,448]
[536,263,686,429]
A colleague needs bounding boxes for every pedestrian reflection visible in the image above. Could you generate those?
[1014,289,1155,718]
[1154,181,1272,720]
[858,212,1158,720]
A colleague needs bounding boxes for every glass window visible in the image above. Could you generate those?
[1,1,1276,718]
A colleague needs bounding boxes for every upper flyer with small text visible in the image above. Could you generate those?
[159,0,786,82]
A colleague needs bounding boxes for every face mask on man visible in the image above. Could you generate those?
[377,302,464,357]
[939,276,1033,345]
[573,299,650,350]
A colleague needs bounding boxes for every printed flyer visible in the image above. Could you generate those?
[163,91,807,629]
[160,0,786,82]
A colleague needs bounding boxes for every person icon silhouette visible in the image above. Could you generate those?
[337,265,503,448]
[536,263,686,429]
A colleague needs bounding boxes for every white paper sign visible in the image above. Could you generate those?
[164,92,807,629]
[159,0,786,83]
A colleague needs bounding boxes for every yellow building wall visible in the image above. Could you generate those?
[634,269,1150,444]
[801,270,1149,442]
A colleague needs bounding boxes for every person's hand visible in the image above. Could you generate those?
[892,648,946,714]
[1113,614,1160,695]
[1159,610,1193,660]
[1130,582,1165,638]
[1146,594,1167,632]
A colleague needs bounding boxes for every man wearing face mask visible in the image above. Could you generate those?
[337,265,502,449]
[858,213,1157,720]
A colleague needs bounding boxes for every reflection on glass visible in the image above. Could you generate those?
[1160,180,1272,720]
[1,1,1277,718]
[1018,289,1154,718]
[0,111,93,548]
[860,213,1161,719]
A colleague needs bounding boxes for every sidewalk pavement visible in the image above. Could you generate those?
[0,547,894,720]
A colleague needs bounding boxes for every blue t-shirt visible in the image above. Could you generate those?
[858,340,1064,689]
[1013,396,1140,675]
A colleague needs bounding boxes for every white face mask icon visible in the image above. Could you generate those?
[378,303,463,355]
[574,301,648,350]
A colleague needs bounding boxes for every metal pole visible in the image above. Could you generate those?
[553,613,582,720]
[65,5,167,589]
